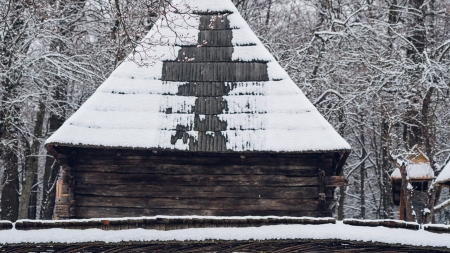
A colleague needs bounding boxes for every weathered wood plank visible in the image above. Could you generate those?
[198,30,233,46]
[194,115,228,131]
[76,196,320,211]
[75,207,325,219]
[75,155,318,166]
[179,82,222,97]
[177,47,233,62]
[162,62,268,82]
[199,14,230,30]
[75,164,318,176]
[74,185,331,199]
[75,172,321,187]
[57,146,325,158]
[193,97,227,114]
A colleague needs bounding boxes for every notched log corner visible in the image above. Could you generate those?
[325,176,348,187]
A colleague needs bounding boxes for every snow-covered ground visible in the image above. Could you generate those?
[1,221,449,247]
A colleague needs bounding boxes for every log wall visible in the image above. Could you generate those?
[53,147,346,219]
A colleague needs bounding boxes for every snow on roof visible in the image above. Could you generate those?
[45,0,350,153]
[436,162,450,185]
[391,163,435,181]
[1,221,450,248]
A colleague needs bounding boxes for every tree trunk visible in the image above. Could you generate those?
[0,1,27,222]
[39,0,86,220]
[381,120,392,218]
[265,0,272,27]
[40,111,64,219]
[18,101,46,219]
[27,172,38,219]
[0,150,20,222]
[360,132,366,218]
[400,163,414,221]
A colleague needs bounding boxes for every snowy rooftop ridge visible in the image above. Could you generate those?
[45,0,350,153]
[436,162,450,185]
[391,162,435,180]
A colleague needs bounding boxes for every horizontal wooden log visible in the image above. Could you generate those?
[55,196,70,205]
[54,205,70,219]
[75,185,332,199]
[14,217,336,231]
[0,221,13,230]
[75,155,318,167]
[57,146,330,158]
[344,219,419,230]
[325,176,347,186]
[75,164,318,176]
[424,225,450,234]
[75,207,327,219]
[75,173,322,187]
[76,196,320,211]
[162,62,268,82]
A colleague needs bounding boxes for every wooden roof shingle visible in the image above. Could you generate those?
[45,0,351,153]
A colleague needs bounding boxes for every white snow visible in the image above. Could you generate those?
[434,198,450,211]
[171,0,237,13]
[232,45,273,62]
[391,163,434,180]
[1,221,450,247]
[436,162,450,185]
[45,0,351,153]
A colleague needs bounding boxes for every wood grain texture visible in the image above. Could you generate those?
[75,207,327,218]
[198,30,233,46]
[162,62,268,82]
[76,197,320,211]
[177,47,233,62]
[75,164,318,176]
[176,82,232,96]
[74,185,330,199]
[199,14,230,30]
[75,155,319,166]
[75,172,321,187]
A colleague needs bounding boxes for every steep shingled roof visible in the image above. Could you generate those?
[45,0,350,153]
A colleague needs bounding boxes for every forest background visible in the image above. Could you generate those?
[1,0,450,223]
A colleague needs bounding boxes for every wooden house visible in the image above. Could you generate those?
[45,0,351,220]
[391,147,434,222]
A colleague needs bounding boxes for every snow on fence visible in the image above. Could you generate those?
[424,224,450,234]
[11,216,335,231]
[343,219,420,230]
[0,221,12,231]
[2,217,449,233]
[2,217,450,252]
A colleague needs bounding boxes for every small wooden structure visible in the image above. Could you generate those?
[391,147,434,222]
[436,162,450,187]
[434,161,450,214]
[45,0,350,220]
